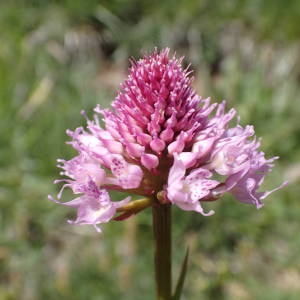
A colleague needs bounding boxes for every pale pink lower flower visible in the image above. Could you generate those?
[167,154,218,215]
[50,48,286,231]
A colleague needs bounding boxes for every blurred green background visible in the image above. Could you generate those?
[0,1,299,299]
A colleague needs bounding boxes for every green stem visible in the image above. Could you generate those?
[152,203,172,300]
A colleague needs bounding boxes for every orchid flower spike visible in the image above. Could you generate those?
[50,48,287,231]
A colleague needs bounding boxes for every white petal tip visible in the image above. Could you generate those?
[94,224,102,233]
[48,195,58,202]
[204,210,215,216]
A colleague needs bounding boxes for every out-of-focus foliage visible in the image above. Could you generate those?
[0,1,299,299]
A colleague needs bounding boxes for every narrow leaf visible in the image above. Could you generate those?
[172,247,189,300]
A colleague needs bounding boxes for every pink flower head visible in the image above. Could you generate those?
[50,48,286,231]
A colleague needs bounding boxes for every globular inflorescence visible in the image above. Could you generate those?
[49,48,286,232]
